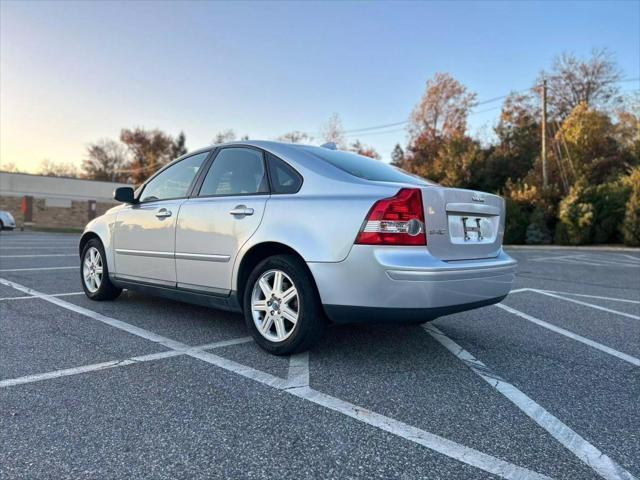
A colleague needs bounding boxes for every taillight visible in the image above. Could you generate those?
[355,188,426,246]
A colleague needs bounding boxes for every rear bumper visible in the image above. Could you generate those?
[308,246,516,324]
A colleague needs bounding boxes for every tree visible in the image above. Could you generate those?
[212,129,236,144]
[478,92,539,191]
[82,139,130,182]
[38,159,79,178]
[390,143,405,167]
[405,73,477,185]
[120,128,176,184]
[321,113,346,148]
[540,49,623,118]
[409,72,477,141]
[171,131,188,159]
[277,131,313,144]
[0,162,24,173]
[349,140,380,159]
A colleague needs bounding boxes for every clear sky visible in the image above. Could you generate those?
[1,0,639,172]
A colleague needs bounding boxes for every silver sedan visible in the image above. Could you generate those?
[79,141,516,354]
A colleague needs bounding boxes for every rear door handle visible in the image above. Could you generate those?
[155,208,172,218]
[229,205,254,216]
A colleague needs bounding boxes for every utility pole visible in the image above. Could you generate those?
[541,79,548,189]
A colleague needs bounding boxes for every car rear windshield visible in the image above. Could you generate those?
[301,146,434,185]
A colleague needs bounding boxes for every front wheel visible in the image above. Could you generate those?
[243,255,326,355]
[81,239,122,301]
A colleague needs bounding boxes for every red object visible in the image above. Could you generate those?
[21,196,27,215]
[355,188,427,246]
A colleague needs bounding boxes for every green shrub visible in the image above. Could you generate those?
[525,208,552,244]
[590,180,630,244]
[504,197,530,244]
[623,168,640,246]
[556,179,594,245]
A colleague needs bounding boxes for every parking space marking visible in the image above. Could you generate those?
[532,289,639,320]
[424,324,636,480]
[0,277,550,479]
[0,292,83,301]
[0,266,76,273]
[535,290,639,305]
[0,254,77,258]
[287,352,310,388]
[530,254,640,269]
[288,387,551,480]
[496,304,640,367]
[0,337,253,388]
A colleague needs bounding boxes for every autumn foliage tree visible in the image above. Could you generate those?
[404,73,478,187]
[83,139,130,182]
[120,128,183,184]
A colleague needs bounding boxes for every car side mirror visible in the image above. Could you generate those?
[114,186,137,204]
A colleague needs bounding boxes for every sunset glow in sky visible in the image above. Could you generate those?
[1,1,638,172]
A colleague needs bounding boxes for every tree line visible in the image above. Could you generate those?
[3,49,637,245]
[391,49,639,246]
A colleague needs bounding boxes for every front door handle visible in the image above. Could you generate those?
[229,205,254,217]
[155,208,172,218]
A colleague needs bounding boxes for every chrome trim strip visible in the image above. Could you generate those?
[115,248,173,259]
[386,264,517,282]
[446,203,500,216]
[175,252,230,262]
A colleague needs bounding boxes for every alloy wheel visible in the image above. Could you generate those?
[83,246,103,293]
[251,269,300,342]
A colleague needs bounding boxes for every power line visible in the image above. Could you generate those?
[339,78,639,137]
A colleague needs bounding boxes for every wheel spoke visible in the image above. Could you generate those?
[260,316,274,335]
[84,259,92,269]
[273,271,284,295]
[94,274,102,288]
[258,277,272,298]
[94,267,103,275]
[281,306,298,324]
[84,271,91,282]
[253,299,268,311]
[89,249,96,263]
[281,286,297,305]
[274,317,286,338]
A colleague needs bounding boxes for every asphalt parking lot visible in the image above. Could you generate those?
[1,232,638,480]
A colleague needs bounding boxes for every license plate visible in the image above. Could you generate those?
[447,215,495,243]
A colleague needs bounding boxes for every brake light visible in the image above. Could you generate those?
[355,188,426,245]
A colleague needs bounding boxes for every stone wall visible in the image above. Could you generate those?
[0,195,115,230]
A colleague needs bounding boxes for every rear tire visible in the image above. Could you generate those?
[80,238,122,301]
[243,254,326,355]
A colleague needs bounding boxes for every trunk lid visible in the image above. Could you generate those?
[420,186,505,261]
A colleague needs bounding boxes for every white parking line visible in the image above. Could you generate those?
[0,291,84,301]
[0,337,253,388]
[287,352,310,388]
[496,304,640,367]
[532,289,639,321]
[530,254,640,268]
[0,266,76,273]
[0,254,76,258]
[536,290,640,305]
[424,324,636,480]
[288,386,550,480]
[0,277,549,480]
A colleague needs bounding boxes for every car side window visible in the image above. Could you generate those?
[199,148,269,197]
[140,152,209,203]
[267,153,302,194]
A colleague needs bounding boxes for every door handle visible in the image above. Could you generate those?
[229,205,254,216]
[155,208,172,218]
